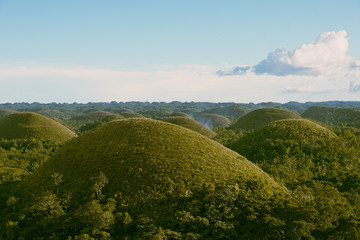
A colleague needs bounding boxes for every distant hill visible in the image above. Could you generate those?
[201,104,250,120]
[0,112,77,142]
[0,109,16,119]
[194,113,231,129]
[119,112,145,118]
[301,105,360,128]
[164,117,216,138]
[71,111,112,121]
[229,107,301,131]
[169,111,187,117]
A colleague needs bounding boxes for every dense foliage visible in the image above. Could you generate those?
[301,105,360,128]
[1,102,360,239]
[0,138,61,184]
[228,119,360,238]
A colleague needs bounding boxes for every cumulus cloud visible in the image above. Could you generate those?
[218,30,358,77]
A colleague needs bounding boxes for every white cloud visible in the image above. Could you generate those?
[219,30,358,77]
[1,31,360,103]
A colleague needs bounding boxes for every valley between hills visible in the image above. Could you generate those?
[1,101,360,239]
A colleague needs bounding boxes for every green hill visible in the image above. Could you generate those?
[169,111,188,117]
[4,118,360,239]
[229,107,301,131]
[71,111,112,121]
[301,105,360,128]
[202,104,250,120]
[119,112,145,118]
[194,113,231,129]
[27,118,283,200]
[0,112,77,142]
[164,117,216,138]
[0,109,16,119]
[229,119,338,186]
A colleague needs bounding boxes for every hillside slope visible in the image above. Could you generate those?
[27,118,284,200]
[0,112,77,142]
[301,105,360,128]
[229,107,301,131]
[164,117,216,138]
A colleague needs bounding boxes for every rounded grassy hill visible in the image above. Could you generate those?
[26,118,284,202]
[164,117,216,138]
[202,104,250,120]
[229,119,338,186]
[301,105,360,128]
[229,107,301,131]
[194,113,231,129]
[0,112,77,142]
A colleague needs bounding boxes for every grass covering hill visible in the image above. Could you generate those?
[164,117,216,138]
[3,119,360,239]
[228,118,348,187]
[0,109,16,119]
[229,107,301,131]
[301,105,360,128]
[194,113,231,129]
[4,118,301,239]
[71,111,112,121]
[27,118,283,201]
[227,119,360,238]
[0,113,77,143]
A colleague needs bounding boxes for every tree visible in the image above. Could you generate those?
[91,171,108,198]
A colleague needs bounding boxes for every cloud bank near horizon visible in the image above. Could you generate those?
[0,31,359,103]
[217,30,360,77]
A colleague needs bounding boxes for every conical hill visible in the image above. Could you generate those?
[229,107,301,131]
[27,118,285,202]
[194,113,231,129]
[301,105,360,128]
[164,117,216,138]
[71,111,111,121]
[229,119,337,184]
[0,112,77,142]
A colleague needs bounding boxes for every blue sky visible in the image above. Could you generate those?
[0,0,359,103]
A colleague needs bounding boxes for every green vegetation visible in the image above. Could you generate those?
[0,138,61,183]
[1,119,292,239]
[169,111,188,117]
[119,112,145,118]
[302,105,360,128]
[71,111,112,121]
[1,102,360,239]
[0,113,77,143]
[201,104,250,120]
[27,119,282,200]
[229,107,301,131]
[78,114,125,133]
[0,109,16,119]
[164,117,217,138]
[227,119,360,238]
[194,113,231,129]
